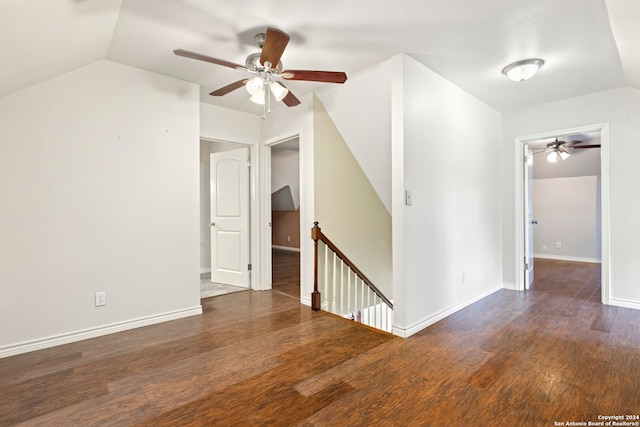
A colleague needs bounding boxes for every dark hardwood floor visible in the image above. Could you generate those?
[272,248,300,300]
[1,259,638,426]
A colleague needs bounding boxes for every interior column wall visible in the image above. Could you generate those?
[395,54,503,337]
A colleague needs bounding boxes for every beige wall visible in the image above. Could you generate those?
[313,95,393,298]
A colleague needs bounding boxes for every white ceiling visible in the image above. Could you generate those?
[2,0,639,115]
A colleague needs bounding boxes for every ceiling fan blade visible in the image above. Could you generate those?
[260,28,290,67]
[174,49,247,71]
[282,90,301,107]
[566,140,585,146]
[281,70,348,83]
[209,79,249,96]
[571,144,601,149]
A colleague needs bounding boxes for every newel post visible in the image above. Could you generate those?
[311,222,321,311]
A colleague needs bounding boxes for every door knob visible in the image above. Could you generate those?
[531,220,538,225]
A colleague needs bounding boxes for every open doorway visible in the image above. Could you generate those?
[516,124,610,304]
[199,139,252,299]
[269,137,301,299]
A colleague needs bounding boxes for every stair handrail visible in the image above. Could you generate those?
[311,222,393,311]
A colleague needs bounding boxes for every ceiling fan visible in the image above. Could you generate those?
[532,138,601,162]
[174,27,347,117]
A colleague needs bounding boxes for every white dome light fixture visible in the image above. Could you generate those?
[502,58,545,82]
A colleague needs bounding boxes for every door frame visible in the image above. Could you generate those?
[202,138,260,290]
[514,123,610,304]
[259,134,302,293]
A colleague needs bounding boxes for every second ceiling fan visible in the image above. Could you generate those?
[174,27,347,116]
[532,138,601,162]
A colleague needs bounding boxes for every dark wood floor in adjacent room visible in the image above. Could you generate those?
[272,248,300,300]
[1,259,638,426]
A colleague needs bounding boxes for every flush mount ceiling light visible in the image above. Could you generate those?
[502,58,545,82]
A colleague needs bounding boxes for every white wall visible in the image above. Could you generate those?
[316,60,393,212]
[533,176,600,262]
[271,145,300,210]
[0,60,201,356]
[393,55,503,337]
[502,87,640,309]
[200,102,260,144]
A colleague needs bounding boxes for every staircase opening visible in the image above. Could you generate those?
[311,222,393,333]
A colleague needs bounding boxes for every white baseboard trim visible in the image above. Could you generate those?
[300,296,311,307]
[272,245,301,253]
[608,297,640,310]
[0,305,203,359]
[534,254,601,263]
[200,268,211,274]
[502,282,518,291]
[392,284,503,338]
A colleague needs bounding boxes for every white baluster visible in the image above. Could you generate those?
[353,275,357,321]
[331,253,337,313]
[347,269,351,318]
[340,262,344,315]
[322,244,329,311]
[360,278,365,323]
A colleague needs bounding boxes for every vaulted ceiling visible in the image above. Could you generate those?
[2,0,638,115]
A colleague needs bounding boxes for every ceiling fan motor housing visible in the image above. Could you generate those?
[245,52,283,74]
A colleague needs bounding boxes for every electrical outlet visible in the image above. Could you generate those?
[462,272,466,284]
[543,245,548,251]
[95,291,106,307]
[556,241,562,249]
[287,236,291,242]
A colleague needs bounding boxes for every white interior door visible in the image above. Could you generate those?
[523,144,535,289]
[210,147,250,287]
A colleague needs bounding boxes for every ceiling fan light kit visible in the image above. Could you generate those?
[502,58,544,82]
[174,27,347,118]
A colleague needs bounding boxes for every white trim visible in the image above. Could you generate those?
[502,282,518,290]
[514,123,610,305]
[0,306,203,359]
[200,268,211,274]
[608,298,640,310]
[533,254,601,263]
[300,296,311,307]
[260,133,303,293]
[272,245,301,253]
[392,284,502,338]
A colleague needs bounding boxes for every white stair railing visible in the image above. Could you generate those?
[311,222,393,333]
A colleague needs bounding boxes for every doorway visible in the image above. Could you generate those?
[200,139,253,298]
[515,124,610,304]
[266,136,301,299]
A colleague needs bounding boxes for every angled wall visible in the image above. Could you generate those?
[314,96,393,298]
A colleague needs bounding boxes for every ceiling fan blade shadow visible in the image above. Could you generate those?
[209,79,249,96]
[281,70,347,83]
[260,28,290,67]
[174,49,247,71]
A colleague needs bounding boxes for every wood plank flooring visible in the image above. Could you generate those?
[272,248,300,300]
[1,259,638,426]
